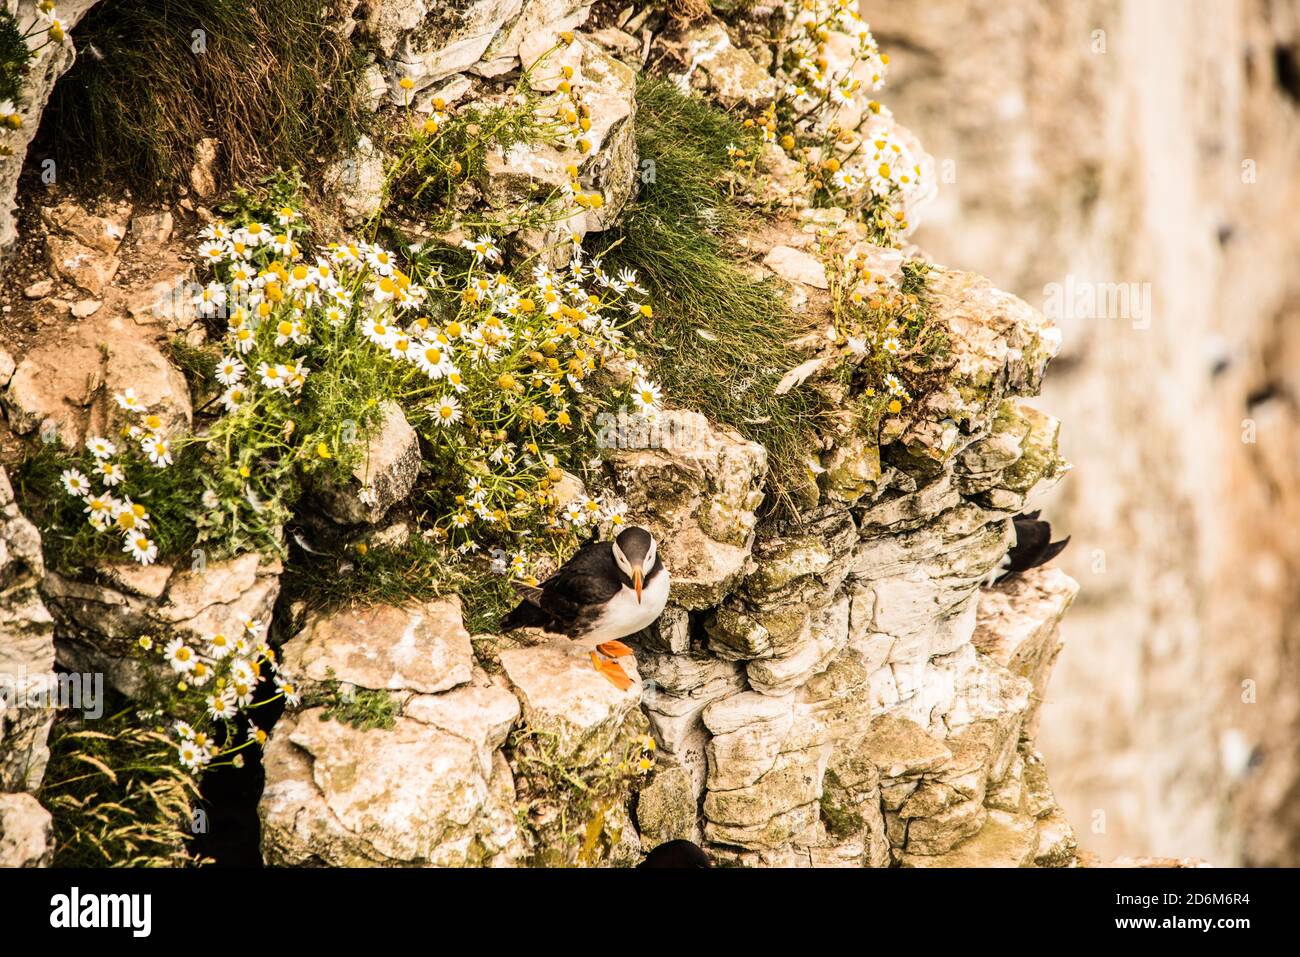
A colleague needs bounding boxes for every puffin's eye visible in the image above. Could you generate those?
[612,541,632,575]
[644,538,656,567]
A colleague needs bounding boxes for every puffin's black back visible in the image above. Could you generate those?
[638,840,711,868]
[1005,512,1070,576]
[499,540,623,634]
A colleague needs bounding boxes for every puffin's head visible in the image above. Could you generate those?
[612,526,657,604]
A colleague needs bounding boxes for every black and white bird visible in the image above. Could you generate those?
[991,510,1070,584]
[500,526,670,689]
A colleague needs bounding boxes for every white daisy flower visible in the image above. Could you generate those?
[60,468,91,497]
[177,740,209,771]
[414,343,449,379]
[220,385,249,412]
[114,388,143,413]
[207,632,235,660]
[215,355,245,386]
[462,234,502,264]
[366,246,396,276]
[206,688,238,721]
[140,434,174,467]
[85,436,116,459]
[274,675,301,708]
[124,533,159,565]
[231,326,256,354]
[95,460,126,487]
[84,494,114,528]
[631,377,662,416]
[164,637,196,671]
[431,395,462,427]
[112,498,150,533]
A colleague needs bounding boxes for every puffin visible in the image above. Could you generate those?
[500,526,670,689]
[991,510,1070,583]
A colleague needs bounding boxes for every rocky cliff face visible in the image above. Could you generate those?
[869,0,1300,866]
[1,0,1090,867]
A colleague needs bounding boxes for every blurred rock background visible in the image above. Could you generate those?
[869,0,1300,864]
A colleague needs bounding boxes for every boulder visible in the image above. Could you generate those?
[283,597,474,697]
[260,702,523,866]
[317,402,422,525]
[499,642,641,764]
[45,552,282,697]
[0,793,53,867]
[608,409,766,609]
[3,314,192,450]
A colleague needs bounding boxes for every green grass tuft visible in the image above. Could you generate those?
[281,534,521,635]
[38,709,206,868]
[597,77,830,513]
[36,0,366,198]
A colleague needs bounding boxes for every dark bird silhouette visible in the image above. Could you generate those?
[501,526,669,689]
[992,510,1070,583]
[638,840,711,868]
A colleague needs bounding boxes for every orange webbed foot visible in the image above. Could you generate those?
[590,651,635,691]
[595,639,635,658]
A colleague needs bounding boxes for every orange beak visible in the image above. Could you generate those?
[633,567,643,604]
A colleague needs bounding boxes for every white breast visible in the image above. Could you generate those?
[579,568,671,644]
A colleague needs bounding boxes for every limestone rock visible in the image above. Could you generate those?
[0,793,53,867]
[636,763,698,846]
[607,409,766,609]
[499,642,641,764]
[259,706,522,866]
[884,267,1060,467]
[128,209,175,247]
[0,468,57,792]
[45,234,119,297]
[3,314,192,450]
[324,135,387,223]
[860,714,951,779]
[317,402,421,525]
[189,138,220,198]
[45,553,282,697]
[0,2,102,254]
[901,809,1038,868]
[973,567,1078,735]
[660,16,777,109]
[282,597,474,696]
[762,245,828,289]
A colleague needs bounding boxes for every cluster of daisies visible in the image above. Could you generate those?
[58,393,184,565]
[0,3,69,155]
[824,242,919,412]
[195,198,662,563]
[138,617,297,773]
[766,0,925,228]
[424,241,663,576]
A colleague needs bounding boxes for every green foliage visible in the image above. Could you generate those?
[38,709,206,868]
[507,718,656,867]
[0,9,32,103]
[282,533,519,633]
[14,443,208,575]
[384,96,563,228]
[600,77,831,511]
[307,679,400,731]
[37,0,366,197]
